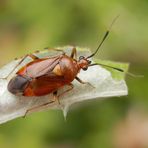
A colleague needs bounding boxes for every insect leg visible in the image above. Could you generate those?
[75,76,95,88]
[0,54,39,80]
[23,85,73,118]
[52,91,60,104]
[70,47,77,60]
[23,100,54,118]
[27,54,40,60]
[58,83,74,98]
[44,47,65,55]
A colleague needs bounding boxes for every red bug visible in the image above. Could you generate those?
[2,16,124,115]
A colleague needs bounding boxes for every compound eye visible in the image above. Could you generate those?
[83,67,88,71]
[79,56,84,60]
[88,60,91,64]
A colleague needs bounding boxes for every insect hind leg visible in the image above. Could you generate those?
[0,54,39,80]
[23,85,74,118]
[23,100,54,118]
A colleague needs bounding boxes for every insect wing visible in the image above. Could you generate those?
[18,56,61,78]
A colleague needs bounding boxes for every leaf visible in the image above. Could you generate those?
[0,47,128,124]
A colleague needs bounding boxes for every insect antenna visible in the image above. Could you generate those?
[86,15,120,59]
[89,63,143,78]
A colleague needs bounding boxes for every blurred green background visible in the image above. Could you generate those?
[0,0,148,148]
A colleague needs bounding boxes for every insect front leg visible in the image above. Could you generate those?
[75,76,95,88]
[0,54,39,80]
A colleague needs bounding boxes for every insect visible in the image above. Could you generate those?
[2,16,124,116]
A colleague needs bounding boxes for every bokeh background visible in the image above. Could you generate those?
[0,0,148,148]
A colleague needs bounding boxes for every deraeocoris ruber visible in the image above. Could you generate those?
[1,16,124,116]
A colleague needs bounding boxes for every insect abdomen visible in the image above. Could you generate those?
[8,75,30,95]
